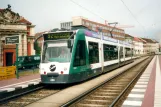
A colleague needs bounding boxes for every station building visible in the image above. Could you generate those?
[0,5,35,66]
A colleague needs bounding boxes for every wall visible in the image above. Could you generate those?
[3,44,16,66]
[29,26,35,36]
[72,16,83,25]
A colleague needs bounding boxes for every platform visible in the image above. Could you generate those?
[122,55,161,107]
[0,73,40,93]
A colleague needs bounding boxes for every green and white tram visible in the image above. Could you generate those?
[34,29,133,84]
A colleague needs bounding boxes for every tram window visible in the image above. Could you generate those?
[88,42,99,64]
[132,48,134,56]
[120,47,123,58]
[125,48,132,57]
[73,40,86,67]
[103,44,118,61]
[42,42,47,63]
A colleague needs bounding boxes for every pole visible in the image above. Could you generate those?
[108,22,118,38]
[16,44,19,79]
[98,27,104,73]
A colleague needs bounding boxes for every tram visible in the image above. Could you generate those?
[34,28,133,84]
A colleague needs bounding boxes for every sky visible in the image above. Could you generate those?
[0,0,161,42]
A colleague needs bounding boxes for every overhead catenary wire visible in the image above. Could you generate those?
[69,0,107,23]
[120,0,147,34]
[69,0,136,29]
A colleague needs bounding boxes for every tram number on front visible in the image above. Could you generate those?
[50,78,55,82]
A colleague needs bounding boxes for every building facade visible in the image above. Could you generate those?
[0,6,35,66]
[133,37,144,55]
[61,21,73,30]
[61,16,125,40]
[125,34,133,44]
[141,38,159,54]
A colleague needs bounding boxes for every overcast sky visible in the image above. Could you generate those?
[0,0,161,42]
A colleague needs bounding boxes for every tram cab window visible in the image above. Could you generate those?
[131,48,134,57]
[120,47,123,58]
[73,40,86,67]
[88,42,99,64]
[103,44,118,61]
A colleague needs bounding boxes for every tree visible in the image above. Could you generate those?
[35,41,41,55]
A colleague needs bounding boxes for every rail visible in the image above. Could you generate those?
[61,56,152,107]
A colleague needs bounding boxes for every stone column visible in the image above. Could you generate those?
[18,34,22,56]
[23,34,27,56]
[31,39,35,55]
[0,36,2,66]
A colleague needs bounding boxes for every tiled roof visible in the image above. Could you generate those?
[151,39,159,43]
[35,32,46,41]
[17,17,32,25]
[125,34,134,38]
[141,38,158,43]
[0,9,4,12]
[35,32,44,37]
[139,38,147,43]
[133,37,141,42]
[35,31,49,38]
[82,18,124,31]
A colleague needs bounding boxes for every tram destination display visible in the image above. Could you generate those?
[43,32,73,40]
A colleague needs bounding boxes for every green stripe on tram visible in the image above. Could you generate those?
[69,29,90,74]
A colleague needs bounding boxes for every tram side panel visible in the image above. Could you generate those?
[102,42,119,73]
[119,46,125,67]
[68,30,96,83]
[124,47,134,65]
[83,36,102,78]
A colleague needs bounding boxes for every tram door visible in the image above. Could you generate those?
[6,52,13,66]
[119,47,123,66]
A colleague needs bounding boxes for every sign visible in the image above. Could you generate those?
[0,66,16,80]
[124,41,131,46]
[103,36,118,43]
[85,30,100,39]
[43,32,73,40]
[0,24,27,30]
[5,36,20,44]
[119,40,124,44]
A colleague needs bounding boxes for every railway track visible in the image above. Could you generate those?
[0,57,152,107]
[61,56,153,107]
[0,85,67,107]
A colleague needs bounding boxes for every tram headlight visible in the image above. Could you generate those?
[61,71,64,74]
[44,71,46,75]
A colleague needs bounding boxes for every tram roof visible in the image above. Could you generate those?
[42,28,132,46]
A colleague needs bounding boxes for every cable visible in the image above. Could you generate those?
[69,0,106,21]
[120,0,146,34]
